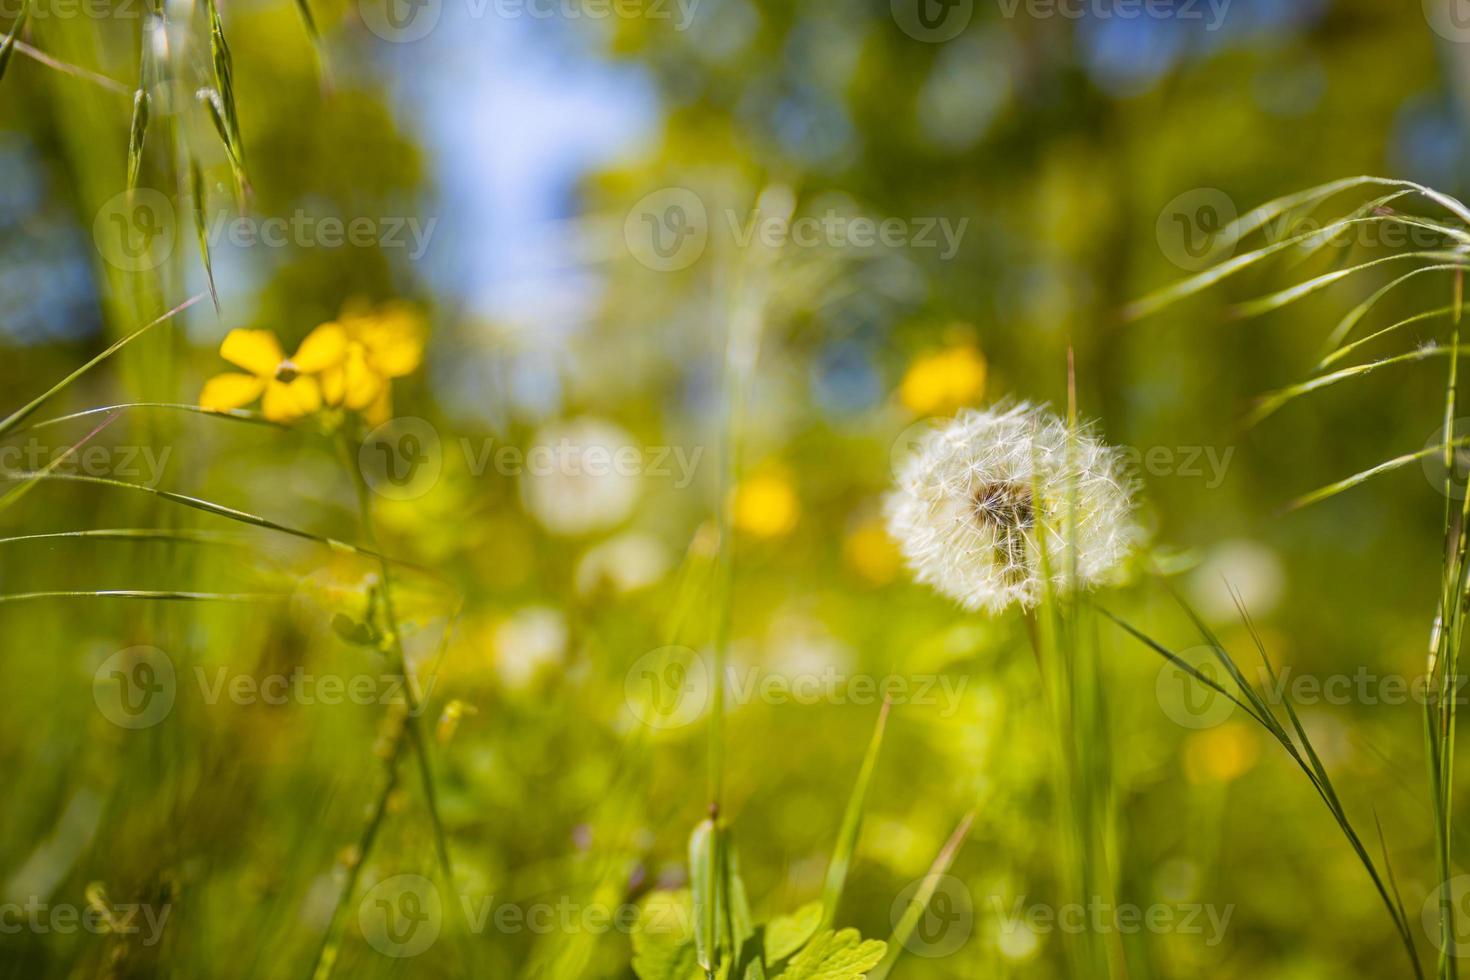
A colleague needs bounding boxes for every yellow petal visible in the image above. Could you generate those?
[361,306,424,377]
[288,375,322,414]
[364,384,392,426]
[320,366,344,406]
[261,376,321,422]
[261,381,299,422]
[200,372,267,411]
[342,349,384,410]
[292,323,348,373]
[219,329,285,377]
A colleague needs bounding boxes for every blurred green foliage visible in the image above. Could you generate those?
[3,0,1470,977]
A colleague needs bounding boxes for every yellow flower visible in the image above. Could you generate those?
[199,324,346,423]
[1182,722,1260,784]
[321,303,426,426]
[898,344,986,416]
[844,518,901,585]
[732,471,799,538]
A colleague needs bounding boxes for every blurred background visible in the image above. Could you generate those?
[3,0,1470,976]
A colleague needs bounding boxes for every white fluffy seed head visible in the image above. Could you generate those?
[884,402,1139,614]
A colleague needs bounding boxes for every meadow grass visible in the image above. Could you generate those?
[1126,175,1470,980]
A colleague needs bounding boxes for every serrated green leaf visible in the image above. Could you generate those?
[764,903,821,963]
[774,929,885,980]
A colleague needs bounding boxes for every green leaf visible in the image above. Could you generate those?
[632,891,700,980]
[774,929,885,980]
[690,818,718,977]
[764,903,822,963]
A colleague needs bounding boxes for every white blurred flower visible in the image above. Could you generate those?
[885,403,1138,614]
[493,606,567,689]
[520,417,641,536]
[1187,539,1284,620]
[574,532,670,597]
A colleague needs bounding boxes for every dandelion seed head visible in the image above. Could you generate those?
[884,402,1139,614]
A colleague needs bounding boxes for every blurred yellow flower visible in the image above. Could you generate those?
[1182,721,1260,784]
[732,471,799,538]
[199,324,346,422]
[898,344,986,416]
[844,518,901,584]
[321,302,427,426]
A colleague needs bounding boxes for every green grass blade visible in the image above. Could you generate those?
[1230,252,1467,321]
[819,697,891,931]
[6,402,283,438]
[1288,439,1470,510]
[1096,608,1266,726]
[0,5,31,84]
[1125,216,1430,321]
[0,409,117,515]
[1320,304,1458,370]
[0,292,206,439]
[869,809,974,980]
[0,590,281,603]
[1318,264,1469,354]
[0,529,257,552]
[189,157,221,313]
[0,470,437,578]
[11,38,128,93]
[1250,347,1466,426]
[125,89,150,190]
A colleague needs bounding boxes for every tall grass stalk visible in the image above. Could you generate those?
[697,187,794,979]
[1106,592,1425,979]
[1127,177,1470,977]
[1020,368,1127,978]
